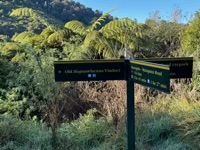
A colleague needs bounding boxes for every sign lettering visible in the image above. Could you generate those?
[136,57,193,78]
[130,60,170,93]
[54,60,126,81]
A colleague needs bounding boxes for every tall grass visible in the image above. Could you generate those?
[0,116,51,150]
[0,83,199,149]
[135,92,200,150]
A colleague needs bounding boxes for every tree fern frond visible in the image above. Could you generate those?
[10,7,35,17]
[83,30,101,47]
[1,42,22,58]
[47,29,73,44]
[11,52,26,63]
[40,27,56,39]
[11,31,35,44]
[10,8,63,27]
[99,18,142,54]
[28,35,45,48]
[64,20,87,35]
[88,9,115,32]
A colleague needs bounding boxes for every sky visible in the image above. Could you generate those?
[74,0,200,23]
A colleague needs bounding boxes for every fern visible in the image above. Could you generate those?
[88,9,115,32]
[83,31,101,47]
[64,20,87,35]
[47,29,73,44]
[10,7,63,27]
[100,18,142,38]
[10,7,35,17]
[100,18,143,53]
[40,27,56,38]
[28,35,45,48]
[11,31,35,44]
[1,42,22,59]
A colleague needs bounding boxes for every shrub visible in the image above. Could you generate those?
[59,109,114,149]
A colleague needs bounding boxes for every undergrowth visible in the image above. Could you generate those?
[0,84,199,150]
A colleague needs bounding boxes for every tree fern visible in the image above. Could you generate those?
[100,18,143,54]
[64,9,113,34]
[83,31,121,58]
[10,7,63,27]
[10,7,35,17]
[88,9,114,32]
[100,18,142,38]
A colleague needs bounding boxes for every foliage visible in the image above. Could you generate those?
[0,116,51,150]
[140,18,185,57]
[100,18,143,57]
[0,92,199,149]
[12,47,60,110]
[88,9,115,32]
[135,93,200,150]
[181,11,200,55]
[65,15,143,58]
[0,42,23,61]
[65,20,87,35]
[0,87,27,118]
[0,0,113,37]
[0,60,14,88]
[59,109,114,149]
[0,1,200,150]
[10,7,35,17]
[10,7,63,27]
[74,81,126,124]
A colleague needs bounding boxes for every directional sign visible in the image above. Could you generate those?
[130,60,170,93]
[54,59,127,81]
[136,57,193,78]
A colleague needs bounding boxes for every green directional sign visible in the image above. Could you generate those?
[54,59,127,81]
[136,57,193,78]
[130,60,170,93]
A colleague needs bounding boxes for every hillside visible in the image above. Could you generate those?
[0,0,113,37]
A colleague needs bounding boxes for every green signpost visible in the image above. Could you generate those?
[54,57,193,150]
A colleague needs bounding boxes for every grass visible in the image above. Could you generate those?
[0,89,199,150]
[134,93,200,150]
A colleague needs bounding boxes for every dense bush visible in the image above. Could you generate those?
[0,1,199,150]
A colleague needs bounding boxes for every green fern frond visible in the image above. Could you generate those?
[11,52,26,63]
[47,29,73,44]
[64,20,87,35]
[100,18,142,34]
[10,7,35,17]
[83,31,102,47]
[88,9,115,32]
[10,8,62,27]
[28,35,45,47]
[11,31,35,44]
[40,27,55,39]
[100,18,142,51]
[1,42,22,58]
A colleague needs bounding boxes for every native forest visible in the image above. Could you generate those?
[0,0,199,149]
